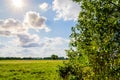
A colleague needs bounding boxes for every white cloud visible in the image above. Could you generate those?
[43,37,69,47]
[0,10,69,57]
[0,31,11,36]
[52,0,80,21]
[0,11,50,37]
[44,27,51,32]
[0,37,69,57]
[24,11,51,32]
[0,14,50,49]
[0,6,72,58]
[0,18,25,36]
[21,37,69,57]
[16,33,40,47]
[32,37,69,57]
[22,43,40,48]
[0,46,24,57]
[39,2,49,11]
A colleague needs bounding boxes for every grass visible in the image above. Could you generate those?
[0,60,65,80]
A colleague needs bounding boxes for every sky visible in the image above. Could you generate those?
[0,0,80,57]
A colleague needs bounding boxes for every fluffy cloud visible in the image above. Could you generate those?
[24,11,46,28]
[0,11,51,49]
[0,46,24,57]
[52,0,80,21]
[24,11,50,32]
[22,43,40,48]
[0,19,25,36]
[0,11,50,37]
[0,31,11,36]
[0,11,51,47]
[17,33,40,47]
[0,37,69,57]
[20,37,69,57]
[18,36,69,48]
[39,2,49,11]
[43,37,69,47]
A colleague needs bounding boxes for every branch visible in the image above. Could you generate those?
[109,1,120,9]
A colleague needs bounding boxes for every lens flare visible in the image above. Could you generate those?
[12,0,24,8]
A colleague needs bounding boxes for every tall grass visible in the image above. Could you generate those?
[0,60,64,80]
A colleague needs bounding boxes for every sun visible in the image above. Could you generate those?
[11,0,24,8]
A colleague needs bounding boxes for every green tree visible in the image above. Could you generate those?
[59,0,120,80]
[51,54,58,60]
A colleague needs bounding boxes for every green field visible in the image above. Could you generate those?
[0,60,64,80]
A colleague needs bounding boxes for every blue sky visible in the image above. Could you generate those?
[0,0,80,57]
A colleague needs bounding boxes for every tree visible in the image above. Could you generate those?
[51,54,58,60]
[59,0,120,79]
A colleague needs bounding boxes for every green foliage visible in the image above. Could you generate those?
[51,54,59,60]
[59,0,120,80]
[58,63,72,80]
[0,60,64,80]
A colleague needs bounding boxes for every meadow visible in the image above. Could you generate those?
[0,60,64,80]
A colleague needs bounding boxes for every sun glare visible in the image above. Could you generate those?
[12,0,24,8]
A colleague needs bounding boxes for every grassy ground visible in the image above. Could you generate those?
[0,60,64,80]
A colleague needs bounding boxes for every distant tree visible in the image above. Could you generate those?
[43,57,51,60]
[58,57,65,60]
[51,54,58,60]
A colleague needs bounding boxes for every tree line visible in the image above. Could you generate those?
[0,54,68,60]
